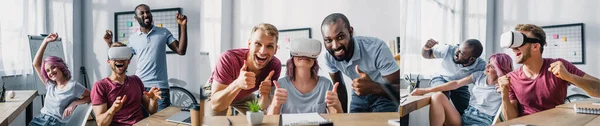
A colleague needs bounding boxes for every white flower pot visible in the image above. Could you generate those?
[246,111,264,125]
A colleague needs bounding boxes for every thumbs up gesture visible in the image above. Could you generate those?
[352,65,381,96]
[326,82,343,113]
[235,60,256,90]
[259,71,275,96]
[270,80,288,108]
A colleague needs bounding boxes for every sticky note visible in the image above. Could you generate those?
[120,33,125,37]
[562,37,567,42]
[553,34,559,39]
[158,23,163,27]
[123,41,128,44]
[127,22,133,27]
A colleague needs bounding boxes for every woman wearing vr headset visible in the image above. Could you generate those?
[30,33,91,126]
[411,53,513,126]
[268,38,344,115]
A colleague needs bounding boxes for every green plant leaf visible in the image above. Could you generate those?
[246,99,262,112]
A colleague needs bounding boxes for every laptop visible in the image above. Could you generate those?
[166,111,192,125]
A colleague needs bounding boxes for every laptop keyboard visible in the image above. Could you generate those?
[183,117,191,123]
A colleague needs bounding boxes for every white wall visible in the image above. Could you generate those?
[83,0,225,98]
[493,0,600,77]
[232,0,401,106]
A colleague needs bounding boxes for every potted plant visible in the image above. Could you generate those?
[246,99,264,125]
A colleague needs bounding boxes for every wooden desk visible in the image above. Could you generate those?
[556,98,600,109]
[497,99,600,126]
[495,107,599,126]
[134,107,400,126]
[0,90,38,126]
[399,90,432,117]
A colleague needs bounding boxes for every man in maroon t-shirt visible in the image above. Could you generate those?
[498,24,600,121]
[91,42,163,126]
[208,23,281,115]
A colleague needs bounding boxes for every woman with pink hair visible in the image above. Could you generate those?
[411,53,513,126]
[30,33,91,126]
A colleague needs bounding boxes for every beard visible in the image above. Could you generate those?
[516,46,532,64]
[453,57,470,64]
[111,66,128,74]
[328,38,354,61]
[136,17,153,28]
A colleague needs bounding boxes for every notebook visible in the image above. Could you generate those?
[279,113,333,126]
[388,119,400,126]
[573,101,600,115]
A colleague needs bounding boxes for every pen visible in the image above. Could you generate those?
[227,117,232,126]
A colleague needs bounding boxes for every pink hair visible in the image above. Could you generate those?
[286,57,319,81]
[489,53,513,77]
[40,56,71,83]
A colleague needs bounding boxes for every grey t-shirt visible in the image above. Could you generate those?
[271,76,333,114]
[128,26,177,88]
[40,80,87,122]
[432,44,486,82]
[469,71,502,116]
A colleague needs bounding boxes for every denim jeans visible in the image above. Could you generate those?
[430,76,471,115]
[146,87,171,111]
[28,114,65,126]
[462,105,494,126]
[349,93,397,113]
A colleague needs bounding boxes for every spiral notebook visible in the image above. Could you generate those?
[573,101,600,115]
[279,113,333,126]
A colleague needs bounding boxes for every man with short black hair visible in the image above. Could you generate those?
[421,38,486,115]
[321,13,400,113]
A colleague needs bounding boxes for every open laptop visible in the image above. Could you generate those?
[166,111,192,125]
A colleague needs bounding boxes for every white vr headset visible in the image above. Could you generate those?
[500,31,544,48]
[289,38,322,58]
[108,47,133,60]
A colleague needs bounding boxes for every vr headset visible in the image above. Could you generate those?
[289,38,322,58]
[108,47,134,60]
[500,31,544,48]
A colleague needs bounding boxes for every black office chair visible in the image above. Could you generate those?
[565,94,590,103]
[170,86,198,108]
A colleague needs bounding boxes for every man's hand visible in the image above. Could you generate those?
[236,61,256,90]
[271,81,288,108]
[423,39,439,50]
[326,82,342,113]
[497,76,511,94]
[62,102,78,119]
[144,86,163,101]
[352,65,381,96]
[110,95,127,113]
[410,88,429,96]
[549,61,573,80]
[103,30,113,43]
[44,33,59,43]
[259,70,275,96]
[176,13,187,25]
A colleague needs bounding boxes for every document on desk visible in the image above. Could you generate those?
[279,113,333,126]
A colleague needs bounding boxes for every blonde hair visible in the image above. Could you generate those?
[250,23,279,41]
[515,24,547,53]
